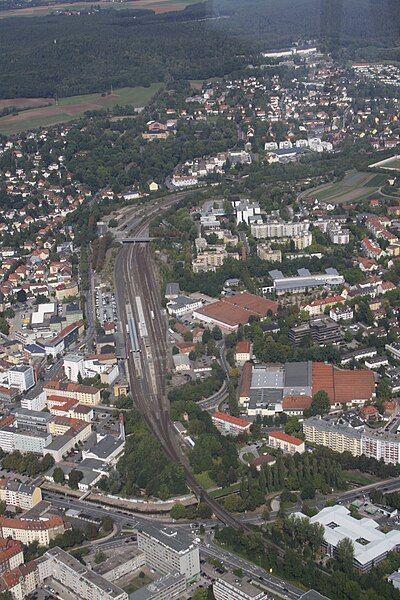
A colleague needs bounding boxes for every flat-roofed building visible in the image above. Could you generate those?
[214,572,268,600]
[38,547,128,600]
[294,505,400,572]
[129,571,185,600]
[137,523,200,583]
[8,365,35,392]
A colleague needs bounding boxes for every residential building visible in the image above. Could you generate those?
[7,365,35,392]
[329,306,353,321]
[304,416,400,464]
[0,479,42,510]
[137,523,200,583]
[212,412,251,436]
[303,417,363,456]
[129,572,186,600]
[235,340,252,366]
[304,295,345,317]
[214,572,268,600]
[0,539,24,575]
[0,516,66,546]
[268,431,305,454]
[251,220,309,239]
[38,547,128,600]
[44,381,101,406]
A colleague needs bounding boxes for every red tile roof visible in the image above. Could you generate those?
[0,516,64,531]
[282,395,312,411]
[212,411,251,429]
[195,293,278,328]
[269,431,304,446]
[239,362,252,398]
[236,340,251,354]
[312,362,375,405]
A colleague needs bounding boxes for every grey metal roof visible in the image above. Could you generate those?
[129,572,185,600]
[284,361,312,388]
[251,365,284,389]
[137,522,195,554]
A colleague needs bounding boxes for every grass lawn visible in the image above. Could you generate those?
[195,471,215,490]
[243,452,256,463]
[123,573,153,594]
[343,470,380,486]
[0,84,162,135]
[210,482,241,498]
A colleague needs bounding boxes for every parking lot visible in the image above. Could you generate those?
[95,290,118,325]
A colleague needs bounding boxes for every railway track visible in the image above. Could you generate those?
[113,198,254,532]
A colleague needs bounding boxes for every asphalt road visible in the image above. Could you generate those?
[201,541,302,600]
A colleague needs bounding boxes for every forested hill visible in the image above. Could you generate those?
[0,0,399,99]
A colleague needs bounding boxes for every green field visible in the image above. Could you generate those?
[303,170,387,204]
[343,470,379,486]
[0,84,162,135]
[384,157,400,170]
[209,482,241,498]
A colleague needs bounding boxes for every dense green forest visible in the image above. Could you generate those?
[1,0,400,99]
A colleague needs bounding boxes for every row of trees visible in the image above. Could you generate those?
[0,451,54,477]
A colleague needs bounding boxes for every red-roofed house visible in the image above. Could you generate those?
[235,340,252,366]
[282,395,312,416]
[212,411,251,436]
[304,295,345,317]
[268,431,305,454]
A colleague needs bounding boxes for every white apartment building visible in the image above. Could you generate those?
[137,524,200,583]
[8,365,35,392]
[63,353,84,382]
[251,220,309,239]
[330,306,354,322]
[327,222,350,245]
[214,572,268,600]
[234,201,261,225]
[21,391,46,412]
[38,547,128,600]
[304,417,400,464]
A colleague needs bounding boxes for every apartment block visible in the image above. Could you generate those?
[268,431,305,454]
[303,417,363,456]
[0,479,42,510]
[137,523,200,583]
[38,547,128,600]
[303,416,400,464]
[0,516,66,546]
[214,572,268,600]
[8,365,35,392]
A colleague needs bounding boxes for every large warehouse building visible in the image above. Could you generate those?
[239,361,375,415]
[193,292,279,332]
